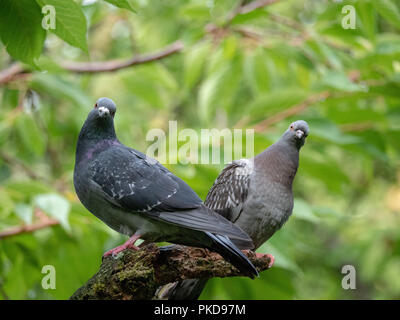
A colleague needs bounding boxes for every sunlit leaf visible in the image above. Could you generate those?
[34,194,71,232]
[36,0,89,53]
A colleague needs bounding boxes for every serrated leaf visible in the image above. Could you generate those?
[104,0,136,12]
[34,193,71,231]
[36,0,88,53]
[0,0,45,65]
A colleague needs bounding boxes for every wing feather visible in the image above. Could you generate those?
[205,159,253,222]
[89,146,203,212]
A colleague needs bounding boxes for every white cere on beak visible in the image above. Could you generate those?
[295,130,304,139]
[98,106,110,117]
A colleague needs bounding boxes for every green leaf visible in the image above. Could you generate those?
[30,74,91,109]
[357,1,376,41]
[0,0,45,65]
[14,204,34,225]
[372,0,400,29]
[301,155,350,193]
[15,113,46,156]
[257,243,302,274]
[230,7,268,25]
[34,194,71,231]
[321,71,366,92]
[180,3,210,20]
[293,198,319,223]
[36,0,88,53]
[248,88,308,122]
[103,0,136,12]
[310,119,361,145]
[184,42,210,89]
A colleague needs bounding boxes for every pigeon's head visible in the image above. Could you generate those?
[283,120,309,149]
[80,97,117,140]
[94,97,117,118]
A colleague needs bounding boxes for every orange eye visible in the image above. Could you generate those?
[94,103,98,109]
[290,125,294,130]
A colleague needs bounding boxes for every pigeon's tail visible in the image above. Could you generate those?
[156,279,208,300]
[206,232,258,279]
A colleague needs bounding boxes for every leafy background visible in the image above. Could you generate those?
[0,0,400,299]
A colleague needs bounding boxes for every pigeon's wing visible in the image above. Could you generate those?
[89,146,202,212]
[89,146,253,241]
[205,159,253,222]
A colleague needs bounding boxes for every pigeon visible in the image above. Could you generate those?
[73,97,258,278]
[157,120,309,299]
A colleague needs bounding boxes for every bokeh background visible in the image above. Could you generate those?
[1,0,400,299]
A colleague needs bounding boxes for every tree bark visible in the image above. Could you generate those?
[70,244,272,300]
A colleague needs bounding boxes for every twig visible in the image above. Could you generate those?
[70,244,272,300]
[0,215,59,239]
[252,91,331,132]
[340,122,375,132]
[0,63,26,85]
[238,0,280,15]
[0,41,184,85]
[60,40,184,73]
[0,151,48,182]
[226,0,280,25]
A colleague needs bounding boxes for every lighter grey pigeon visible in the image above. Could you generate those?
[156,120,309,299]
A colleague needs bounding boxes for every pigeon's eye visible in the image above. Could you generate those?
[94,103,98,109]
[111,110,115,116]
[290,124,294,130]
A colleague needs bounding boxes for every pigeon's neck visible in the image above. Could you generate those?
[254,140,299,188]
[75,121,119,166]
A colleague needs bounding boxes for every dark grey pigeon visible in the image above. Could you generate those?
[73,97,258,278]
[157,120,309,299]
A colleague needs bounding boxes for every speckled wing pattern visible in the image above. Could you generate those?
[89,145,203,213]
[205,159,253,222]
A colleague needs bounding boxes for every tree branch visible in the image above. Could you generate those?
[0,210,59,239]
[237,0,280,15]
[60,40,184,73]
[70,244,272,300]
[252,91,331,132]
[0,41,184,85]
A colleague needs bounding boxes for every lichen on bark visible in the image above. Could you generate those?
[70,243,272,300]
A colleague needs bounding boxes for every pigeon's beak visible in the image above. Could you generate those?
[295,129,304,139]
[98,106,110,118]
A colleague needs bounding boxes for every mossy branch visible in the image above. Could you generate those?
[70,244,272,300]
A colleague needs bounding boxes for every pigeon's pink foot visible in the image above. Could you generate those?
[255,252,275,269]
[103,234,142,258]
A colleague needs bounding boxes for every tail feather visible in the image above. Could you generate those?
[206,232,258,279]
[156,279,208,300]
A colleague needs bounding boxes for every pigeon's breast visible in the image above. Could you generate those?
[74,168,159,237]
[235,178,293,249]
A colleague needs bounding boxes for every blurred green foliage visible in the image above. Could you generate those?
[0,0,400,299]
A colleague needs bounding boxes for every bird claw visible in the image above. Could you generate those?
[103,236,141,259]
[255,252,275,269]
